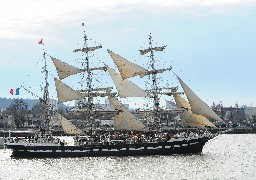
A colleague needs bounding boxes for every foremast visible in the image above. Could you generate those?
[19,41,52,133]
[41,47,51,133]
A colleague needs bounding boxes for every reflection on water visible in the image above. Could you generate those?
[0,134,255,180]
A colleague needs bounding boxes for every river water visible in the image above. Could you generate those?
[0,134,255,180]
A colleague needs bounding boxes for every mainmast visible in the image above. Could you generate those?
[73,28,102,135]
[147,34,161,132]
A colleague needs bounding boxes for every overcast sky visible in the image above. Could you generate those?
[1,0,256,108]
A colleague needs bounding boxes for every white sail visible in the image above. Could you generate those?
[106,65,149,98]
[54,78,84,103]
[51,57,83,80]
[139,45,167,55]
[55,113,84,135]
[107,49,171,80]
[107,49,148,79]
[108,96,149,131]
[173,93,216,128]
[176,75,224,123]
[181,111,216,128]
[55,78,117,103]
[173,93,191,111]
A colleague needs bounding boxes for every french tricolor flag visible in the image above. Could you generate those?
[10,88,20,95]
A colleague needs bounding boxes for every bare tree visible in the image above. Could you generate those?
[6,99,29,127]
[31,102,44,118]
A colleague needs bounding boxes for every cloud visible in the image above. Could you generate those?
[1,0,256,40]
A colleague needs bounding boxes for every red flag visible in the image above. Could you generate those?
[10,89,14,95]
[38,38,43,45]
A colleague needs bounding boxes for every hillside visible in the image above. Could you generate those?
[0,98,67,109]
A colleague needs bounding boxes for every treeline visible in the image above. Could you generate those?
[0,98,39,109]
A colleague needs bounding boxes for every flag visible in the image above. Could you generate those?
[38,38,43,45]
[10,88,20,95]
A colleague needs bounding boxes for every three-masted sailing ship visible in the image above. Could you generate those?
[5,32,223,158]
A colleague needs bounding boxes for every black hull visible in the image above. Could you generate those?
[7,137,210,158]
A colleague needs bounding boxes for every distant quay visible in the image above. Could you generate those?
[160,127,256,134]
[223,127,256,134]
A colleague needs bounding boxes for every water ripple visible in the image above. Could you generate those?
[0,134,255,180]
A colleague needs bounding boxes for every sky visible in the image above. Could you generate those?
[0,0,256,108]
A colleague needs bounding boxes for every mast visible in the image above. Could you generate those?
[171,87,178,132]
[83,31,94,135]
[107,35,170,132]
[42,49,51,133]
[72,27,102,135]
[147,33,161,132]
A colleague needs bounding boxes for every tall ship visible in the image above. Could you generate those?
[5,31,224,158]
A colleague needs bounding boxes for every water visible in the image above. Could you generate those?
[0,134,255,180]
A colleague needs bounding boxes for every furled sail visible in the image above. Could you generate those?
[54,78,84,103]
[176,75,224,123]
[108,96,149,131]
[55,113,84,135]
[107,49,148,79]
[148,67,172,75]
[139,45,167,55]
[106,65,149,98]
[51,57,83,80]
[74,45,102,53]
[173,93,216,128]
